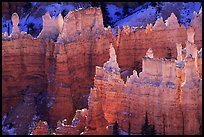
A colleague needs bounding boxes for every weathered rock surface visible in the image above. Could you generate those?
[2,38,51,134]
[82,88,111,135]
[57,7,104,43]
[55,109,88,135]
[37,12,63,42]
[90,42,201,135]
[2,7,202,135]
[31,121,49,135]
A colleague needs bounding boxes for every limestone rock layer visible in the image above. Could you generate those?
[2,7,202,135]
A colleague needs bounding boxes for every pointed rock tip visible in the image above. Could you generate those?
[146,48,154,58]
[199,6,202,14]
[170,12,177,19]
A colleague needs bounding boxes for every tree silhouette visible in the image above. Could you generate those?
[142,112,156,135]
[112,121,119,135]
[90,2,100,7]
[142,112,149,134]
[128,122,131,135]
[7,22,10,35]
[122,3,130,17]
[23,2,33,13]
[100,2,112,27]
[61,9,67,18]
[151,124,156,135]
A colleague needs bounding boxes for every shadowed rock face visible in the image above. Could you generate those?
[2,7,202,135]
[2,38,52,134]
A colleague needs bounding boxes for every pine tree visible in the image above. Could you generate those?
[23,2,32,13]
[7,22,10,35]
[90,2,100,7]
[61,10,67,18]
[122,3,130,17]
[151,2,157,7]
[100,2,112,27]
[128,122,131,135]
[142,112,149,135]
[112,121,119,135]
[151,124,156,135]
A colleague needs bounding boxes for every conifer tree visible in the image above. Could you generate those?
[123,3,130,17]
[112,121,119,135]
[100,2,112,27]
[90,2,100,7]
[7,22,10,35]
[128,122,131,135]
[142,112,149,135]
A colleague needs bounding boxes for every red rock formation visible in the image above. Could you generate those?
[55,109,88,135]
[82,88,111,135]
[31,121,48,135]
[2,7,202,135]
[37,12,63,42]
[190,7,202,49]
[2,13,55,134]
[57,7,104,43]
[181,56,201,135]
[112,11,202,74]
[90,42,201,135]
[197,48,202,78]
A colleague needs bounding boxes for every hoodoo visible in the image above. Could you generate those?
[2,5,202,135]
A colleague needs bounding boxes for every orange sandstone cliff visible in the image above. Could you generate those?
[2,7,202,135]
[89,38,201,134]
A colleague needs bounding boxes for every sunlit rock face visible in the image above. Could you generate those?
[2,8,111,134]
[190,8,202,49]
[11,13,20,33]
[54,109,88,135]
[90,42,201,135]
[2,6,202,135]
[197,48,202,78]
[112,10,202,74]
[57,7,104,43]
[37,12,64,42]
[31,121,49,135]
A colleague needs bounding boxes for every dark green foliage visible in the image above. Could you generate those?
[142,112,149,134]
[138,2,145,6]
[122,3,130,17]
[115,11,121,17]
[100,2,112,27]
[27,23,35,35]
[151,125,156,135]
[61,10,68,18]
[199,125,202,135]
[156,2,162,13]
[151,2,157,7]
[48,128,54,135]
[141,112,156,135]
[23,2,33,13]
[166,48,172,59]
[7,22,10,35]
[128,122,131,135]
[90,2,100,7]
[8,3,12,16]
[112,121,119,135]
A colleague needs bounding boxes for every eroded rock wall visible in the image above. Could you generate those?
[2,7,202,135]
[91,43,201,135]
[2,37,53,134]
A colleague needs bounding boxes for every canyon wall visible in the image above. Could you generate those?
[112,11,202,74]
[2,37,52,134]
[2,13,55,134]
[2,7,202,134]
[90,41,201,135]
